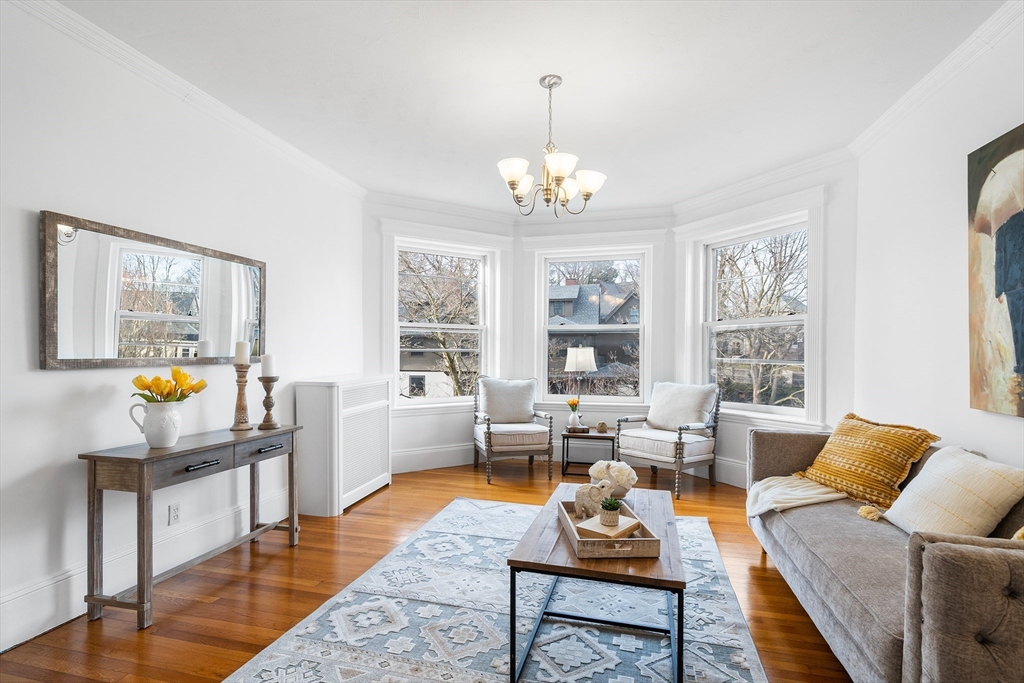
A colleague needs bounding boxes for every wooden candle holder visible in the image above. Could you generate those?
[258,376,280,430]
[230,364,253,431]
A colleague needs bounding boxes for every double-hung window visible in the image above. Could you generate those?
[397,250,483,399]
[544,257,643,399]
[705,227,808,414]
[116,250,202,358]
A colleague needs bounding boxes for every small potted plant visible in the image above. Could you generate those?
[599,497,622,527]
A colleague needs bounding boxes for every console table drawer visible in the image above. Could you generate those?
[153,447,234,489]
[235,433,293,467]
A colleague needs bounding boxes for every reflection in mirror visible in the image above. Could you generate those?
[41,211,265,369]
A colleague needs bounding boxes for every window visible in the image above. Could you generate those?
[397,250,482,399]
[545,258,642,398]
[116,250,202,358]
[705,228,808,413]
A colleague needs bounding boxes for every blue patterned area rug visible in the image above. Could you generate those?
[225,498,768,683]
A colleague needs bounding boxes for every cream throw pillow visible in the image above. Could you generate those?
[646,382,718,436]
[884,447,1024,536]
[479,377,537,424]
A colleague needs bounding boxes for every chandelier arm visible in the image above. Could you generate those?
[563,198,590,215]
[515,185,543,216]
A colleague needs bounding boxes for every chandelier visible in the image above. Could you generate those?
[497,75,606,217]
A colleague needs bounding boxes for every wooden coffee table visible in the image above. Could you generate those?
[507,483,685,682]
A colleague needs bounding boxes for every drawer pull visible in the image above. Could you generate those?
[257,443,285,454]
[185,459,221,472]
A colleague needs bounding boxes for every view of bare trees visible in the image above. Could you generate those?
[398,251,481,398]
[711,230,807,408]
[118,253,201,358]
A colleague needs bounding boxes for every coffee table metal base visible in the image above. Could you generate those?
[509,566,684,682]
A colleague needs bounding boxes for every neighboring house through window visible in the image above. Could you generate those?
[543,256,644,400]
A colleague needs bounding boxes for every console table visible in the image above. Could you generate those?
[79,425,301,629]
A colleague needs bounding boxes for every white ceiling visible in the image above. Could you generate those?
[60,1,1003,214]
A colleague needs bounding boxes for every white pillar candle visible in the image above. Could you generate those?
[197,340,213,358]
[234,341,250,364]
[260,354,276,377]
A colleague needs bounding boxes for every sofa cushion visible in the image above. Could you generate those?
[884,447,1024,537]
[618,426,715,462]
[479,377,536,423]
[759,498,910,679]
[795,412,939,507]
[474,422,548,452]
[645,382,717,436]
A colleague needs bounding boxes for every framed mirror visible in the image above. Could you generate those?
[40,211,266,369]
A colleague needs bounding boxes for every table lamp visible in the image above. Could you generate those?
[564,346,597,426]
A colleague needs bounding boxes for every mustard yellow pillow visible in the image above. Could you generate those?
[795,413,939,508]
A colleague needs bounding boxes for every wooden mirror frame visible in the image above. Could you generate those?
[39,211,267,370]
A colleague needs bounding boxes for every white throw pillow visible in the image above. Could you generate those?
[884,446,1024,536]
[479,377,537,424]
[645,382,718,436]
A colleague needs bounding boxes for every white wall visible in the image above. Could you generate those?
[0,4,363,650]
[854,23,1024,466]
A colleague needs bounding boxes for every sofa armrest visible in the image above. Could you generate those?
[746,429,830,486]
[533,410,552,421]
[903,532,1024,683]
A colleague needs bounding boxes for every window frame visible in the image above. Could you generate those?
[389,232,503,407]
[675,188,824,425]
[702,224,809,417]
[535,245,654,405]
[111,244,206,359]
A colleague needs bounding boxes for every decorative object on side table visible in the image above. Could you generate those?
[129,366,208,448]
[599,497,621,526]
[564,345,597,431]
[589,460,638,498]
[572,478,615,520]
[595,421,608,433]
[257,353,280,430]
[231,341,253,431]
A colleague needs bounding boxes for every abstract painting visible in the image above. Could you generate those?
[968,123,1024,417]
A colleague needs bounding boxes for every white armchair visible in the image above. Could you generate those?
[616,382,721,498]
[473,377,553,484]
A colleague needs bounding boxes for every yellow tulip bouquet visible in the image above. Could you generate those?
[131,366,208,403]
[567,397,580,412]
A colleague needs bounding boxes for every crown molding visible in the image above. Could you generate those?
[671,148,852,217]
[848,0,1024,158]
[365,192,515,228]
[514,205,675,229]
[9,0,367,200]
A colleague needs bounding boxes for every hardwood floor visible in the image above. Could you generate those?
[0,462,851,683]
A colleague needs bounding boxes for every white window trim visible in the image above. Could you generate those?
[381,219,511,409]
[674,186,825,426]
[529,243,655,405]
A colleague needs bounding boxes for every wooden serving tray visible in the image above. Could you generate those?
[557,500,661,558]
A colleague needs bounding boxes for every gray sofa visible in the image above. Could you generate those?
[747,430,1024,683]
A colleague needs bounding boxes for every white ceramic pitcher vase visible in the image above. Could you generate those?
[129,402,182,448]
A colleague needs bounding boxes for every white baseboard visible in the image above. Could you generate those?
[391,442,476,474]
[0,489,288,653]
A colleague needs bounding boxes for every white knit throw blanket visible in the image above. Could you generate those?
[746,475,847,519]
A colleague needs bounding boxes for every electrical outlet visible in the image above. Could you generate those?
[169,503,180,526]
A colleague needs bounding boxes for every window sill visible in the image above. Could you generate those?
[718,408,827,431]
[536,401,649,412]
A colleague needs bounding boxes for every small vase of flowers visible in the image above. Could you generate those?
[599,497,622,526]
[567,397,581,428]
[129,367,208,448]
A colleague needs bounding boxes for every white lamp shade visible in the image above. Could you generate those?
[575,170,607,195]
[559,177,579,202]
[497,158,529,184]
[544,152,578,178]
[515,174,535,198]
[564,346,597,372]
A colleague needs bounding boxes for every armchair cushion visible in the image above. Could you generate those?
[646,382,718,436]
[618,426,716,462]
[474,422,549,451]
[479,377,536,423]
